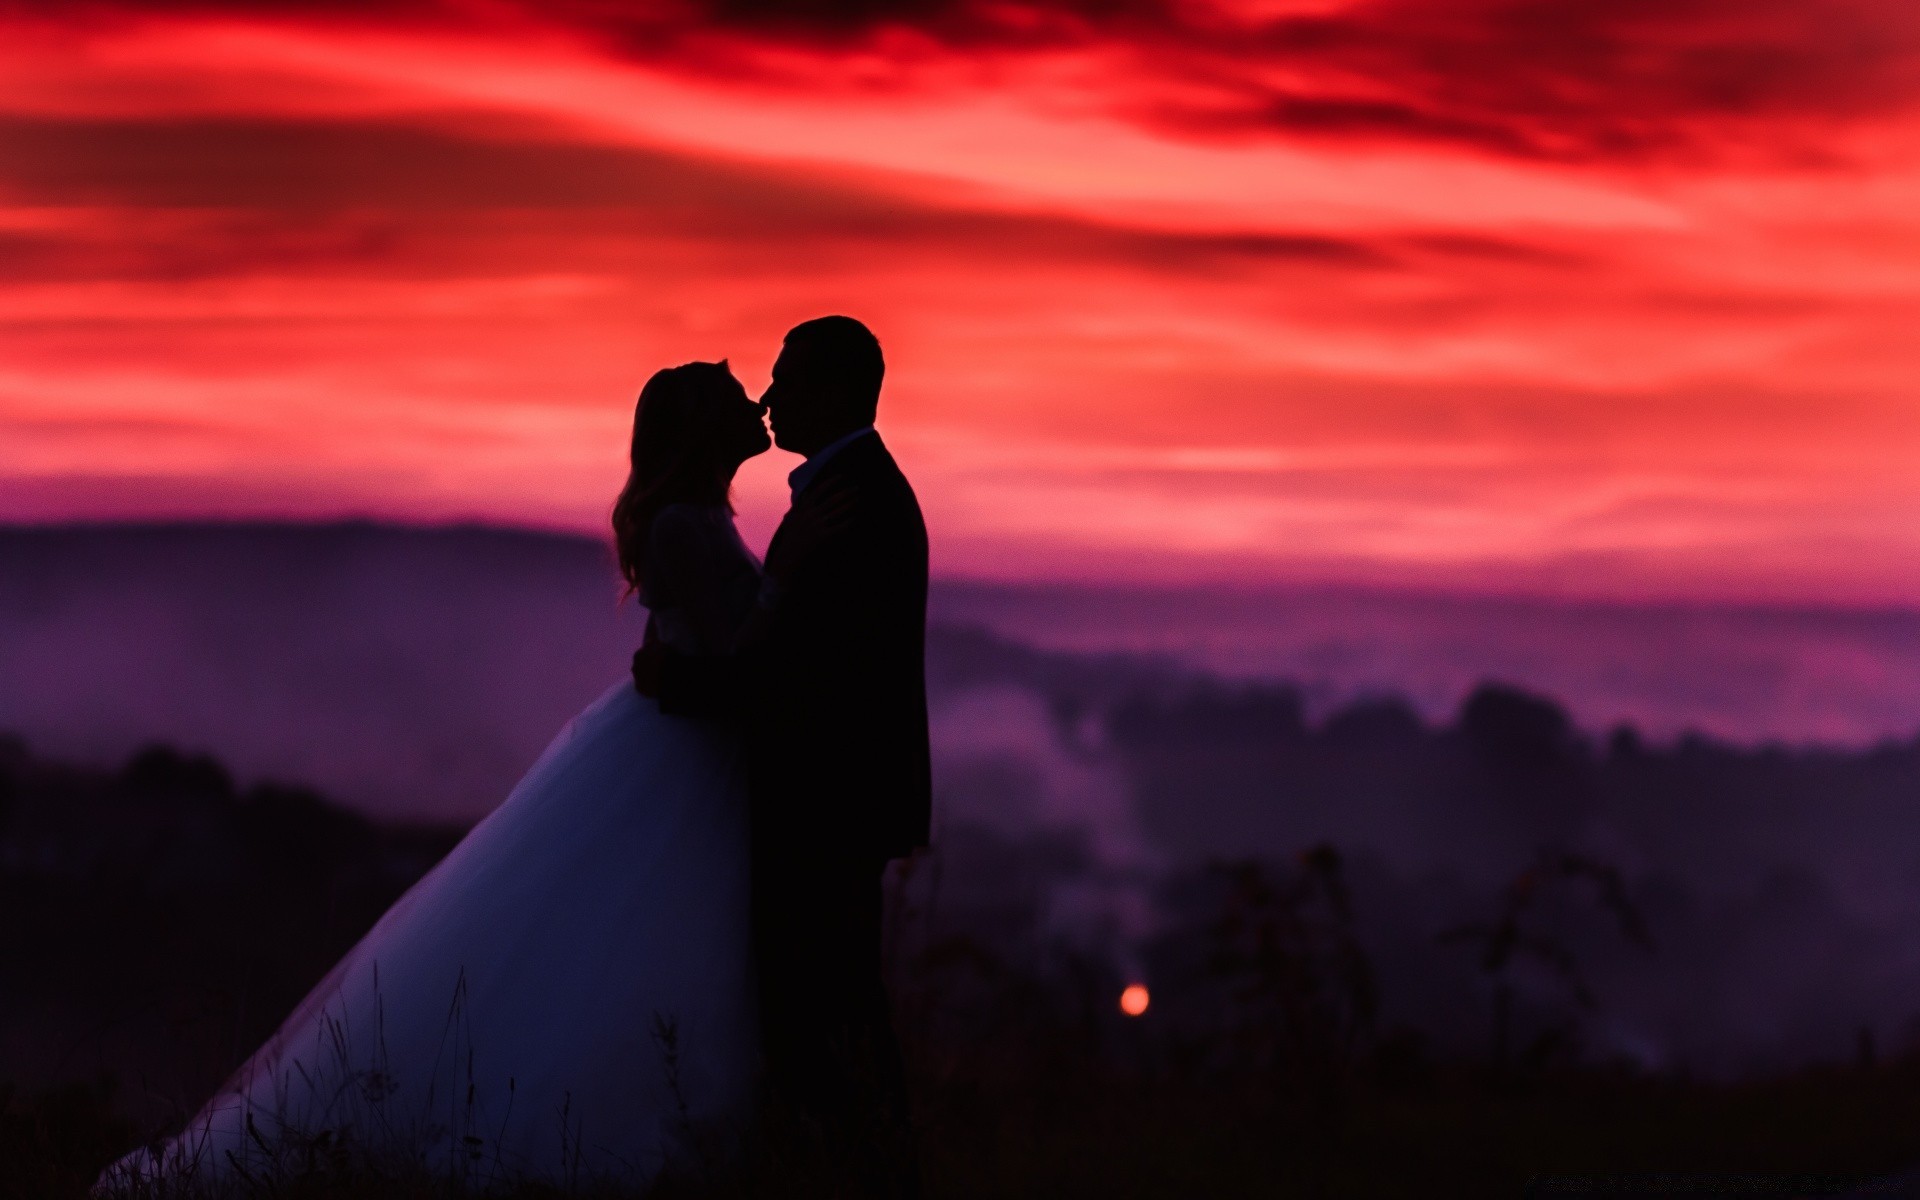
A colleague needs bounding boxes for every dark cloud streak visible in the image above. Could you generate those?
[13,0,1920,163]
[0,113,1440,285]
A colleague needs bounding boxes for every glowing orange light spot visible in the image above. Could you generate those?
[1119,983,1150,1017]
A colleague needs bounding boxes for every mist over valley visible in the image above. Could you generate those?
[6,521,1920,1081]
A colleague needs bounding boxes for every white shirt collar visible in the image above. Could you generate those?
[787,426,875,500]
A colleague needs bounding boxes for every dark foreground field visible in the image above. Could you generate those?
[18,1041,1920,1197]
[10,736,1920,1199]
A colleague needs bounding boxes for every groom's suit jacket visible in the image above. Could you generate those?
[657,432,932,863]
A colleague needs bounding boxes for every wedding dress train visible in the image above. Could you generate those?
[101,504,763,1191]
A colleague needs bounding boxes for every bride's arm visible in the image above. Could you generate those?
[645,506,742,654]
[641,486,847,713]
[638,506,764,716]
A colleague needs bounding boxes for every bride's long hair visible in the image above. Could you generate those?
[612,361,739,597]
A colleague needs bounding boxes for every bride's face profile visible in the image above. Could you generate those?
[713,367,772,468]
[613,360,769,595]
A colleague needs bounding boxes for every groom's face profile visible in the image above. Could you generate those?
[761,343,838,458]
[761,317,883,458]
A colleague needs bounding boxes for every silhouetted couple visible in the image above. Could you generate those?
[99,316,929,1198]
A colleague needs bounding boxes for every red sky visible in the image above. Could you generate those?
[2,0,1918,603]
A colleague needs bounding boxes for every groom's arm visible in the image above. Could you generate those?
[639,640,757,719]
[634,568,793,718]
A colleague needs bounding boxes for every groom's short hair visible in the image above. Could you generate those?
[785,316,884,418]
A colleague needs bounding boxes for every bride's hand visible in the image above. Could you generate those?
[770,481,856,578]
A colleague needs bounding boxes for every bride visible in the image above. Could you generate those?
[101,361,790,1192]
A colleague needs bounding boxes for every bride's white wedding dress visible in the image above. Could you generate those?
[101,503,764,1192]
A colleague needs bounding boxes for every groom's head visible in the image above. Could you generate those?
[763,315,883,457]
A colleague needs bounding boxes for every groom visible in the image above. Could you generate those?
[633,315,930,1188]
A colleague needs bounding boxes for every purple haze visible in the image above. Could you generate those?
[7,522,1920,1076]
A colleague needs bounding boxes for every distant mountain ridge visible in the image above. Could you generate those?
[8,521,1920,1077]
[5,521,1917,823]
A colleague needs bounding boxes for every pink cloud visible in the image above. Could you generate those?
[0,5,1915,604]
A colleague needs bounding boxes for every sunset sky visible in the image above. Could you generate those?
[3,0,1918,602]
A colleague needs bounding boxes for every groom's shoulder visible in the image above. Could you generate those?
[827,436,924,535]
[867,438,923,516]
[833,432,912,491]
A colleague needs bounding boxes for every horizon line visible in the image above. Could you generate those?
[6,515,1918,621]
